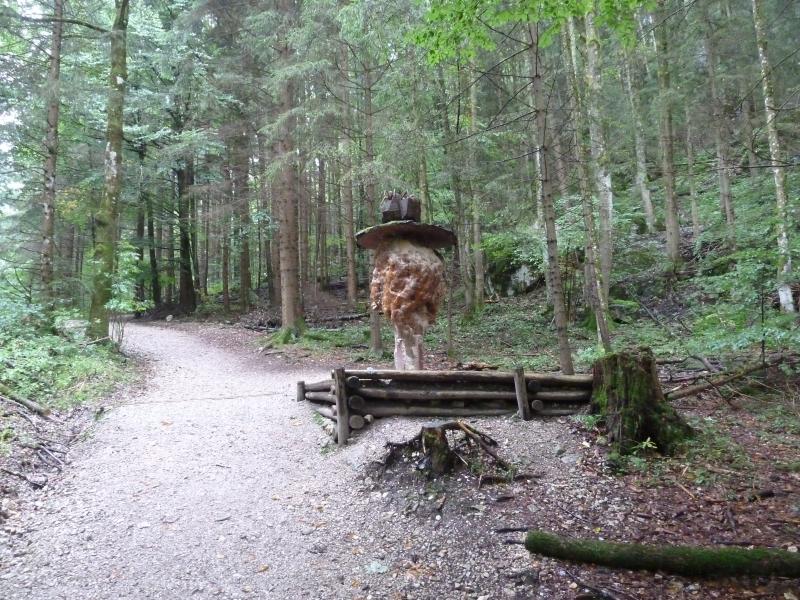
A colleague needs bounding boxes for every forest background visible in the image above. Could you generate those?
[0,0,798,405]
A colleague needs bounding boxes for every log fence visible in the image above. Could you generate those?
[297,368,593,445]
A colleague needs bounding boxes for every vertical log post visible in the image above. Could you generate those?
[296,380,305,403]
[333,368,350,446]
[514,367,531,420]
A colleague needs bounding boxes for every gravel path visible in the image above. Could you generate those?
[0,322,585,600]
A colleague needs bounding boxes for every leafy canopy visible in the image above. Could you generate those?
[414,0,650,62]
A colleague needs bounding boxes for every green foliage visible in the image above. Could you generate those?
[0,279,129,409]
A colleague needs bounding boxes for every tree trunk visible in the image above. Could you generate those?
[525,530,800,578]
[752,0,796,312]
[40,0,63,302]
[564,19,612,352]
[232,129,252,312]
[276,3,302,332]
[528,24,574,374]
[221,163,231,312]
[338,47,358,308]
[685,109,701,241]
[364,61,382,352]
[583,13,613,308]
[703,6,735,248]
[176,163,196,314]
[469,67,485,309]
[437,67,473,313]
[135,165,145,308]
[88,0,129,339]
[655,1,681,269]
[145,182,161,306]
[622,49,655,232]
[592,348,691,455]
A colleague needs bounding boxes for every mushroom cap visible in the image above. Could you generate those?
[355,220,457,250]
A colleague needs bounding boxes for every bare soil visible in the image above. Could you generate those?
[0,321,797,599]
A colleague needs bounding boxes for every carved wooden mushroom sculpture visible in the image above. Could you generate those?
[356,192,456,370]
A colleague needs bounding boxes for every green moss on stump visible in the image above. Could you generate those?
[525,530,800,578]
[591,348,691,455]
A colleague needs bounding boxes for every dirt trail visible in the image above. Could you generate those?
[0,322,579,599]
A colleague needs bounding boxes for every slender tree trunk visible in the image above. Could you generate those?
[231,129,252,312]
[135,156,146,307]
[740,88,758,175]
[469,67,484,309]
[564,19,612,352]
[176,163,196,314]
[752,0,795,312]
[551,125,569,200]
[703,6,735,248]
[145,183,161,306]
[221,164,231,312]
[528,24,574,374]
[583,13,613,308]
[685,110,701,241]
[88,0,129,339]
[339,49,359,308]
[655,1,681,268]
[315,157,327,291]
[190,182,201,298]
[622,49,655,232]
[364,61,382,351]
[437,68,473,313]
[40,0,63,302]
[201,194,209,298]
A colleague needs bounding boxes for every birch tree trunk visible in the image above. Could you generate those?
[752,0,796,312]
[40,0,63,302]
[528,24,574,374]
[88,0,129,339]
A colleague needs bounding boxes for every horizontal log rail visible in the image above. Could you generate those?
[342,369,593,388]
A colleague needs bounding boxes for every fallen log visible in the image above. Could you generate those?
[344,369,593,388]
[524,530,800,578]
[305,392,336,404]
[665,357,784,401]
[0,383,51,417]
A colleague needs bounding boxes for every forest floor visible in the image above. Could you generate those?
[0,319,798,599]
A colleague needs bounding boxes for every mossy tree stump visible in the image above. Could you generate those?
[421,424,455,475]
[591,348,691,455]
